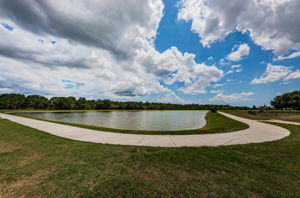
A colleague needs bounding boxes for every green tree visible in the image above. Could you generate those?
[25,95,49,109]
[0,98,9,109]
[271,90,300,110]
[96,99,111,109]
[75,97,90,110]
[49,96,77,110]
[0,94,26,109]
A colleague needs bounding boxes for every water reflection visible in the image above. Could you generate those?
[21,110,207,131]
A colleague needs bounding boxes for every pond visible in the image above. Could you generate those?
[20,110,208,131]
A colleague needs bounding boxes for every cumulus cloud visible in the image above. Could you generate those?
[178,0,300,55]
[210,92,255,103]
[0,0,226,102]
[161,49,224,95]
[0,0,163,59]
[251,63,292,84]
[226,44,250,61]
[156,91,186,104]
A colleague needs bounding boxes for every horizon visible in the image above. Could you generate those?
[0,92,288,108]
[1,0,299,107]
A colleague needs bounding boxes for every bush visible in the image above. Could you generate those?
[210,108,217,113]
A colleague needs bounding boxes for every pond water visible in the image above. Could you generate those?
[20,110,208,131]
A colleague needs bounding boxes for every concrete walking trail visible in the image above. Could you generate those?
[0,112,290,147]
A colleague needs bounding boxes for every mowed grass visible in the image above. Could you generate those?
[0,119,300,197]
[224,110,300,122]
[10,111,248,135]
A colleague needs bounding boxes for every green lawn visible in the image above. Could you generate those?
[0,118,299,197]
[224,110,300,122]
[9,111,248,135]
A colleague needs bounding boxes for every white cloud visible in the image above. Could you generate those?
[210,92,255,103]
[211,83,223,88]
[251,63,292,84]
[226,64,243,75]
[0,88,14,93]
[226,44,250,61]
[231,64,241,69]
[0,0,226,102]
[210,90,222,94]
[274,51,300,61]
[156,91,185,104]
[285,70,300,81]
[178,0,300,55]
[0,0,164,59]
[161,48,224,95]
[0,0,169,99]
[219,58,229,66]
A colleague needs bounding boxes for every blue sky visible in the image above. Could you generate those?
[155,0,300,106]
[0,0,299,106]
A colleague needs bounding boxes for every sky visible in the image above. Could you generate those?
[0,0,300,106]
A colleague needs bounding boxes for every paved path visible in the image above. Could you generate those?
[0,112,290,147]
[265,119,300,125]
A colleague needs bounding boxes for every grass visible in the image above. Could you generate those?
[8,111,249,135]
[224,110,300,122]
[0,118,299,197]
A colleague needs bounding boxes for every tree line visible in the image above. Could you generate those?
[1,91,299,111]
[0,93,251,110]
[271,90,300,110]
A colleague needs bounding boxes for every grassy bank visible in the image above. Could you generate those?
[9,111,248,135]
[0,118,299,197]
[224,110,300,122]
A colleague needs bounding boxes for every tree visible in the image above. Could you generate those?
[88,100,96,110]
[271,90,300,110]
[49,96,77,110]
[96,99,111,109]
[0,97,9,109]
[75,97,90,110]
[0,94,26,109]
[0,92,255,110]
[25,95,49,109]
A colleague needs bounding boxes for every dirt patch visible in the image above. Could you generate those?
[138,166,161,180]
[18,154,41,168]
[0,170,50,198]
[1,151,42,171]
[135,166,218,182]
[173,169,211,182]
[0,142,21,153]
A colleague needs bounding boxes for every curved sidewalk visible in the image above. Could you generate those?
[0,112,290,147]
